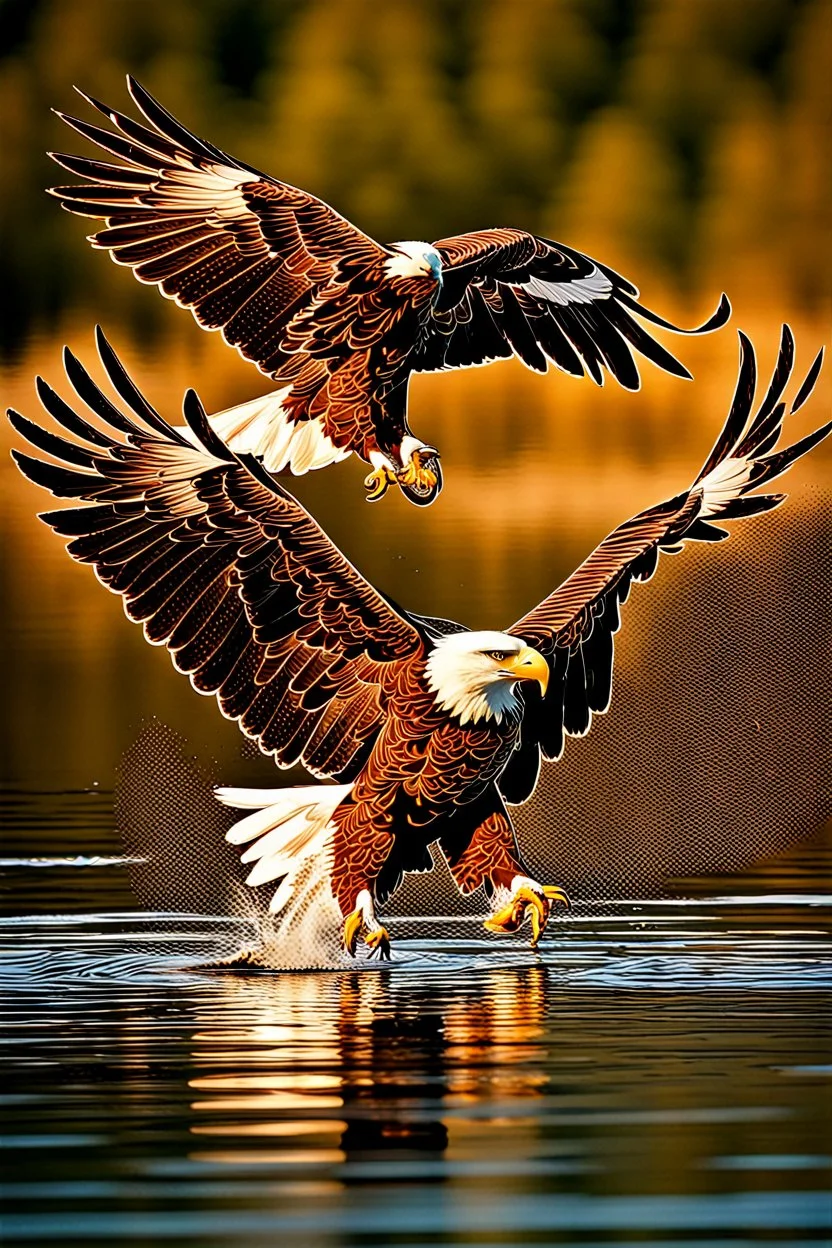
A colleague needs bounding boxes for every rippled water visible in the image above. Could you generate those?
[1,819,830,1246]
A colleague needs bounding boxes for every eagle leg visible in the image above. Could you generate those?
[484,878,570,948]
[364,443,442,505]
[364,460,397,502]
[342,888,392,961]
[343,908,364,955]
[441,794,568,946]
[364,926,392,960]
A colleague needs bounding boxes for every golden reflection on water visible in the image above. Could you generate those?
[191,1121,348,1137]
[183,964,554,1167]
[2,310,829,793]
[135,954,828,1202]
[2,940,829,1239]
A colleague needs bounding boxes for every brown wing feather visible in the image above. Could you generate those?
[9,330,425,781]
[420,228,730,387]
[49,79,389,380]
[500,329,829,802]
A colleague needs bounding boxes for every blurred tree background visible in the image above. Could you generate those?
[1,0,829,792]
[0,0,829,354]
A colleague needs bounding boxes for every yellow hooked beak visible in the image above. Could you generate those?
[502,646,549,696]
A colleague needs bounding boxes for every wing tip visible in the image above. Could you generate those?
[10,447,56,489]
[736,327,755,357]
[618,288,732,336]
[94,323,116,370]
[7,408,28,437]
[791,344,825,415]
[706,292,732,333]
[72,85,96,108]
[182,387,233,461]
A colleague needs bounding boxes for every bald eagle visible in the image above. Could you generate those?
[48,77,731,507]
[9,327,827,957]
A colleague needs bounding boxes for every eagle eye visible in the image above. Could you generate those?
[484,649,514,662]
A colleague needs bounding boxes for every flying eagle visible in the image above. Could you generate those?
[9,327,827,957]
[48,77,731,507]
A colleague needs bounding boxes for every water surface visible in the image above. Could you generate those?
[2,825,831,1247]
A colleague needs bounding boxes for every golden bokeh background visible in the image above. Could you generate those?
[1,0,830,791]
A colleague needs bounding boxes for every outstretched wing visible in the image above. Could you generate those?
[416,227,730,388]
[48,78,389,379]
[9,330,425,780]
[499,327,829,804]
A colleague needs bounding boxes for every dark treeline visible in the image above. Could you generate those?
[1,0,829,352]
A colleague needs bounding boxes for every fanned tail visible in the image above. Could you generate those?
[219,783,351,915]
[178,388,351,475]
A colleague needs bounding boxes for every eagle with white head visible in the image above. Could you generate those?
[48,77,731,506]
[10,327,827,958]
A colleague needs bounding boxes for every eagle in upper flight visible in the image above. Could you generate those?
[10,326,827,959]
[48,77,731,506]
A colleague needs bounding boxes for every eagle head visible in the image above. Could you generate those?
[425,631,549,726]
[385,240,443,284]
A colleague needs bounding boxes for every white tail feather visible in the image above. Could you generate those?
[220,784,340,835]
[179,388,350,474]
[221,783,350,914]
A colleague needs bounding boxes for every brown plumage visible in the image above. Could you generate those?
[9,326,827,955]
[48,77,731,505]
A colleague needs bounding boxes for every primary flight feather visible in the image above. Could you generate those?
[48,77,731,507]
[9,326,827,959]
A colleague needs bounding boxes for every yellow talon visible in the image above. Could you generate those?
[364,463,396,502]
[343,909,364,956]
[397,450,438,494]
[529,900,545,947]
[343,907,392,961]
[365,926,392,960]
[483,882,569,947]
[483,906,519,936]
[398,458,418,487]
[543,884,570,909]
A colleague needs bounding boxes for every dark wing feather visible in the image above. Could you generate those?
[416,228,730,388]
[500,328,829,804]
[49,78,389,380]
[9,332,425,781]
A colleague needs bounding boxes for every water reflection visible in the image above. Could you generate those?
[186,968,546,1169]
[2,928,831,1243]
[177,965,563,1183]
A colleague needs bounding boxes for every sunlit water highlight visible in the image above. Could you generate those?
[1,857,830,1246]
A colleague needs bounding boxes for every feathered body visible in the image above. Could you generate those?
[48,78,731,504]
